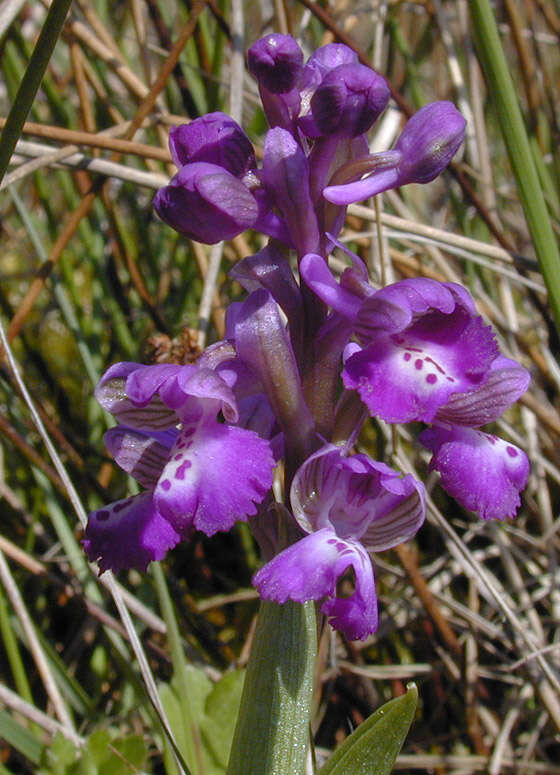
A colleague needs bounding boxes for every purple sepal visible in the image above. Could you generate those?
[154,162,259,244]
[103,426,176,488]
[122,362,239,423]
[323,101,465,204]
[435,355,531,426]
[253,528,378,640]
[83,493,181,574]
[394,101,466,183]
[419,425,530,520]
[311,64,390,138]
[169,113,255,176]
[298,43,359,137]
[95,362,178,430]
[290,445,425,550]
[154,414,275,535]
[247,34,303,94]
[262,128,320,255]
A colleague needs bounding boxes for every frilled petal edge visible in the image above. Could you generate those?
[419,425,530,520]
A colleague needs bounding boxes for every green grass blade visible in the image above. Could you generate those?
[0,0,74,185]
[470,0,560,333]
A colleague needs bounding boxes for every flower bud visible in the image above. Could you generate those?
[311,63,390,137]
[395,101,466,184]
[169,112,255,177]
[247,34,303,94]
[154,162,259,243]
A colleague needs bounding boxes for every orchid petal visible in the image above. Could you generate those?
[343,305,498,423]
[253,528,378,639]
[435,355,531,426]
[419,425,530,520]
[104,426,176,488]
[83,493,181,574]
[290,444,425,548]
[300,253,363,319]
[154,414,275,536]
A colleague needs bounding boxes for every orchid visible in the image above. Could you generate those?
[84,360,275,572]
[254,445,425,640]
[87,33,530,652]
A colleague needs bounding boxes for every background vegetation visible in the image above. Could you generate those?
[0,0,559,772]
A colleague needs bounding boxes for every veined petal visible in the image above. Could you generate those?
[83,493,181,573]
[419,425,530,520]
[104,426,175,487]
[435,355,531,426]
[290,444,425,547]
[95,363,179,430]
[154,414,275,536]
[253,528,378,639]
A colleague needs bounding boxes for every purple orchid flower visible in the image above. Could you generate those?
[300,257,530,519]
[84,361,275,573]
[253,445,426,640]
[310,63,390,138]
[324,101,466,205]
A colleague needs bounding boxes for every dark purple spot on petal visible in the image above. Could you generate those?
[506,446,518,458]
[174,453,183,461]
[426,373,437,384]
[175,460,192,480]
[161,479,171,491]
[446,376,455,382]
[424,356,446,375]
[415,359,423,370]
[182,426,196,438]
[403,352,412,362]
[97,510,110,522]
[114,499,131,513]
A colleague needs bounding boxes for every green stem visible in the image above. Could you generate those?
[227,600,317,775]
[469,0,560,333]
[0,0,74,185]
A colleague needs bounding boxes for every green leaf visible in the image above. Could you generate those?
[318,683,418,775]
[0,708,43,765]
[201,670,245,769]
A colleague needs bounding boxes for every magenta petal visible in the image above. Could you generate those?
[83,493,181,573]
[253,528,378,640]
[320,537,378,640]
[154,416,274,536]
[343,306,498,424]
[419,425,530,520]
[253,529,343,603]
